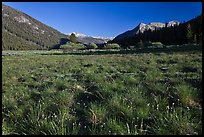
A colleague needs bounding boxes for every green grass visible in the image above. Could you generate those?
[2,49,202,135]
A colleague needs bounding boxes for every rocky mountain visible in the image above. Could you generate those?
[113,21,180,41]
[2,3,69,50]
[68,32,112,44]
[111,15,201,48]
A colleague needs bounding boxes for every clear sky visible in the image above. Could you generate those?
[3,2,202,38]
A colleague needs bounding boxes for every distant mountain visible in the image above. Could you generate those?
[111,15,202,48]
[69,32,87,38]
[113,21,180,41]
[68,32,112,44]
[2,3,69,50]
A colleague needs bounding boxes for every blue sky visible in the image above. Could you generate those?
[3,2,202,38]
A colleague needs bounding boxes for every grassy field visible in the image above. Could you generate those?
[2,49,202,135]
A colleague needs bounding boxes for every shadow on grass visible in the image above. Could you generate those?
[70,81,104,135]
[46,44,202,56]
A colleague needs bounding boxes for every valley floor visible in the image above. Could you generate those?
[2,49,202,135]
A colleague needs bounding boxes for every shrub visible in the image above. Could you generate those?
[60,42,85,51]
[104,43,120,49]
[87,43,98,49]
[151,42,164,48]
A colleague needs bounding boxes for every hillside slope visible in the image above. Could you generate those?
[2,3,69,50]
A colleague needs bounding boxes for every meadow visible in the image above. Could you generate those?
[2,49,202,135]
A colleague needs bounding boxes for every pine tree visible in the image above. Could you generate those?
[186,23,193,44]
[193,34,197,44]
[138,39,144,48]
[70,33,77,43]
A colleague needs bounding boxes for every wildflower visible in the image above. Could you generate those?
[156,104,159,110]
[54,114,57,118]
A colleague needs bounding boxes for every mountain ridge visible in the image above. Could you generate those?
[111,15,202,47]
[113,20,180,41]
